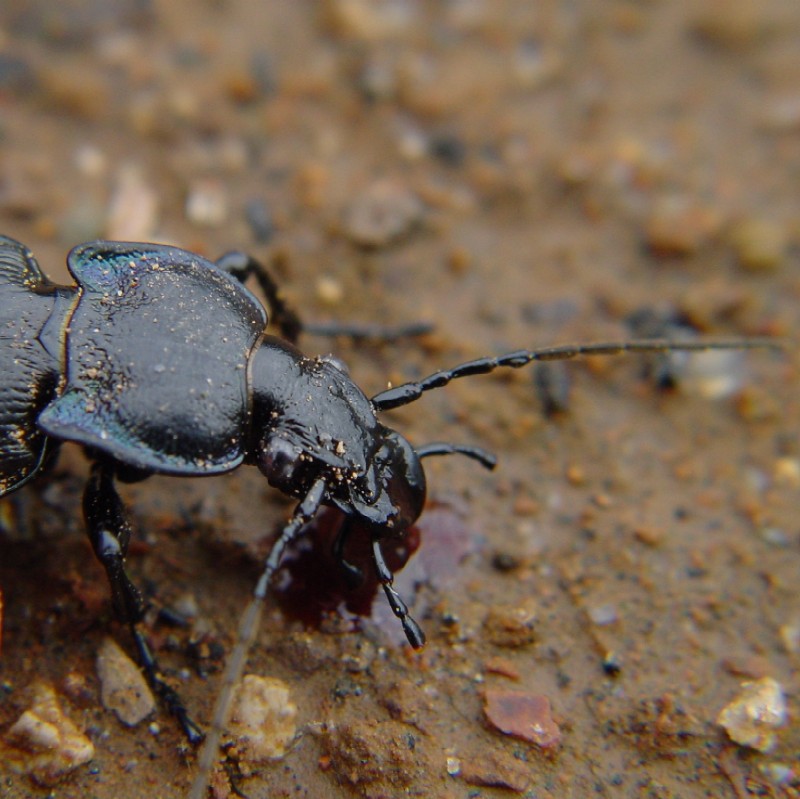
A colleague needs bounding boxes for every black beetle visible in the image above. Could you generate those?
[0,235,776,794]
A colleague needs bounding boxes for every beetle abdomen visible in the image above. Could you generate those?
[0,236,65,495]
[38,242,267,475]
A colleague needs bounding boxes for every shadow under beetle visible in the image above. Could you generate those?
[0,235,777,795]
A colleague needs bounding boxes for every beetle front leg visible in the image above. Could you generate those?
[83,462,203,744]
[372,537,425,649]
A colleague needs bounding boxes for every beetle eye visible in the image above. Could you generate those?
[257,436,299,487]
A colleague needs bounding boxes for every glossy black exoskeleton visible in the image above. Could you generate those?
[0,235,777,795]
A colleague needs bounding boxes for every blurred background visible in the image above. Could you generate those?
[0,2,798,797]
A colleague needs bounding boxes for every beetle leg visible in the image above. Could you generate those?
[332,518,364,588]
[215,251,433,344]
[371,537,425,649]
[302,320,434,341]
[215,251,303,343]
[82,462,142,624]
[83,462,203,744]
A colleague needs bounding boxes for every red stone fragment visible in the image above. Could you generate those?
[483,689,562,749]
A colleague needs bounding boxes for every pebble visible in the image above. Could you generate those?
[315,275,345,306]
[458,747,531,792]
[323,0,417,41]
[96,637,155,727]
[228,675,297,762]
[717,677,787,753]
[245,197,275,244]
[185,179,229,227]
[105,164,159,241]
[483,603,538,648]
[670,349,747,400]
[729,217,788,272]
[342,180,424,247]
[644,195,722,257]
[689,2,775,51]
[483,689,562,749]
[587,603,619,626]
[1,682,94,786]
[778,620,800,654]
[322,719,430,790]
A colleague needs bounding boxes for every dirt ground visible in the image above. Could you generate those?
[1,1,799,798]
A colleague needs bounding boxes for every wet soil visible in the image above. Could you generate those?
[1,2,799,798]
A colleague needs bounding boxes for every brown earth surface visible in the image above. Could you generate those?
[1,2,799,798]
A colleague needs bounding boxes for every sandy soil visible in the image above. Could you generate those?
[1,2,799,798]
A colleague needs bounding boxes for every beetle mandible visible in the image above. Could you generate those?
[0,235,777,793]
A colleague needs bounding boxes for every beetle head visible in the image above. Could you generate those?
[256,423,426,536]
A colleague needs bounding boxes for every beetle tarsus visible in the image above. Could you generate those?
[132,627,204,745]
[372,537,426,649]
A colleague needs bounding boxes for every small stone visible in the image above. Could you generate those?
[484,689,562,749]
[1,683,94,786]
[245,197,275,243]
[778,621,800,654]
[459,747,532,792]
[644,195,723,257]
[185,179,229,227]
[717,677,787,753]
[171,592,199,620]
[73,144,107,178]
[228,675,297,762]
[774,457,800,487]
[322,719,430,790]
[105,164,159,241]
[484,656,521,681]
[96,637,155,727]
[674,349,747,400]
[690,2,776,51]
[587,603,619,626]
[483,603,538,648]
[342,180,424,247]
[315,276,344,306]
[730,218,788,272]
[322,0,417,41]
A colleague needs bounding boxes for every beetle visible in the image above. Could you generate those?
[0,235,777,794]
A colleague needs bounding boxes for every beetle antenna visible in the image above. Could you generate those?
[417,442,497,470]
[371,337,781,411]
[188,478,326,799]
